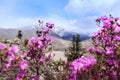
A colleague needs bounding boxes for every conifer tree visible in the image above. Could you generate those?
[17,30,23,40]
[67,34,83,61]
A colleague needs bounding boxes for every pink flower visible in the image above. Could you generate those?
[8,56,16,63]
[46,23,54,28]
[105,47,114,55]
[96,18,101,22]
[7,46,18,58]
[32,75,39,80]
[16,76,22,80]
[6,63,11,69]
[48,37,53,44]
[38,20,42,23]
[42,29,49,34]
[29,37,36,45]
[114,36,120,42]
[20,52,27,58]
[17,70,27,77]
[92,32,98,37]
[45,36,53,44]
[92,48,102,54]
[8,45,19,53]
[115,17,119,21]
[106,59,113,65]
[48,53,54,60]
[106,59,119,68]
[37,36,44,41]
[0,43,6,50]
[103,20,111,28]
[37,41,44,50]
[114,26,120,33]
[51,24,54,28]
[112,24,118,29]
[87,56,97,65]
[46,23,50,27]
[86,47,91,52]
[18,60,28,70]
[40,56,46,62]
[101,16,108,21]
[69,56,96,71]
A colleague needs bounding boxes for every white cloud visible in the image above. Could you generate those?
[65,0,118,16]
[0,14,101,33]
[0,18,37,29]
[1,0,120,33]
[64,0,120,33]
[43,15,99,33]
[0,15,81,32]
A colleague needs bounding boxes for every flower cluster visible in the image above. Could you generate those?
[46,22,54,29]
[69,56,96,80]
[26,21,55,79]
[28,36,53,52]
[69,56,96,71]
[0,43,28,80]
[87,15,120,79]
[0,20,55,80]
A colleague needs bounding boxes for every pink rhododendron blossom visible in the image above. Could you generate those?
[17,70,27,78]
[8,45,19,53]
[42,29,49,34]
[103,20,111,28]
[100,16,108,21]
[105,47,114,55]
[114,36,120,42]
[46,23,54,28]
[86,47,92,52]
[16,76,22,80]
[48,53,54,60]
[48,37,53,44]
[69,71,77,80]
[6,63,11,69]
[106,59,113,65]
[8,56,16,63]
[0,20,56,80]
[92,32,98,37]
[92,48,102,54]
[115,17,119,21]
[69,56,96,71]
[69,56,96,80]
[29,37,36,45]
[114,26,120,33]
[90,16,120,79]
[112,24,118,29]
[38,20,43,23]
[96,18,101,22]
[32,75,39,80]
[40,56,46,62]
[20,52,27,58]
[37,36,44,41]
[87,56,97,64]
[7,46,18,58]
[0,43,6,50]
[37,41,44,50]
[18,60,28,70]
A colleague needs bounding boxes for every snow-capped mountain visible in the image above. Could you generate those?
[0,24,91,41]
[20,25,91,41]
[53,26,91,41]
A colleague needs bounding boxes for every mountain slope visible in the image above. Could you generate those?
[61,31,90,41]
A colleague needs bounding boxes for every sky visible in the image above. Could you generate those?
[0,0,120,33]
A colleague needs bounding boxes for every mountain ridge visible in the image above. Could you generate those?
[0,25,91,41]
